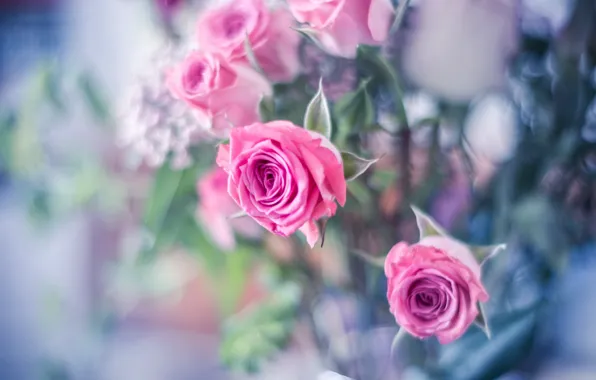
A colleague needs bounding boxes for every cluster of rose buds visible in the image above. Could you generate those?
[122,0,511,350]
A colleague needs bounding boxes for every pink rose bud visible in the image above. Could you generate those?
[167,51,271,137]
[197,0,301,82]
[216,120,347,247]
[384,235,489,344]
[288,0,395,58]
[197,167,263,251]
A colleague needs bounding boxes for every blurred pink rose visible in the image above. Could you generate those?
[288,0,394,58]
[167,51,271,137]
[197,167,263,251]
[216,121,347,247]
[384,236,488,344]
[197,0,301,82]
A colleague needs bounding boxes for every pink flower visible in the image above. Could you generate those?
[216,120,347,247]
[384,236,489,344]
[167,51,271,137]
[288,0,394,58]
[197,0,301,82]
[197,167,262,251]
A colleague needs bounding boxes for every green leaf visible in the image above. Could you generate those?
[220,282,302,373]
[434,303,540,380]
[304,78,332,139]
[410,205,448,239]
[140,161,200,261]
[351,248,385,268]
[390,327,427,369]
[0,111,16,171]
[258,95,275,122]
[369,168,399,190]
[271,75,312,125]
[356,45,408,126]
[511,194,571,272]
[78,72,110,124]
[334,79,375,145]
[42,64,66,114]
[341,151,379,181]
[218,246,252,315]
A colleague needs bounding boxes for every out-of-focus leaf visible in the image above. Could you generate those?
[0,111,16,171]
[28,187,52,224]
[304,78,332,139]
[355,45,407,125]
[140,161,200,261]
[369,168,399,190]
[511,194,571,272]
[432,303,540,380]
[334,79,375,144]
[258,95,276,122]
[42,64,66,114]
[341,151,378,181]
[220,282,302,373]
[351,248,385,268]
[11,66,49,176]
[218,246,251,315]
[390,327,427,370]
[271,75,312,125]
[77,72,111,124]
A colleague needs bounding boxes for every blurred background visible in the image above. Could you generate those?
[1,0,596,379]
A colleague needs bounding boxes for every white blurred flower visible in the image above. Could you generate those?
[464,94,518,187]
[405,92,438,126]
[465,94,518,162]
[117,46,212,169]
[402,0,520,103]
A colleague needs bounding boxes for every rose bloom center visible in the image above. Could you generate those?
[224,12,247,38]
[185,62,206,92]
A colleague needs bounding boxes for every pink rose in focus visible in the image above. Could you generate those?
[197,0,301,82]
[167,51,271,137]
[288,0,394,58]
[197,167,262,251]
[384,236,489,344]
[216,121,347,247]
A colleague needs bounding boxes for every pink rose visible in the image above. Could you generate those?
[197,167,262,251]
[216,120,347,247]
[384,235,489,344]
[197,0,301,82]
[167,51,271,137]
[288,0,394,58]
